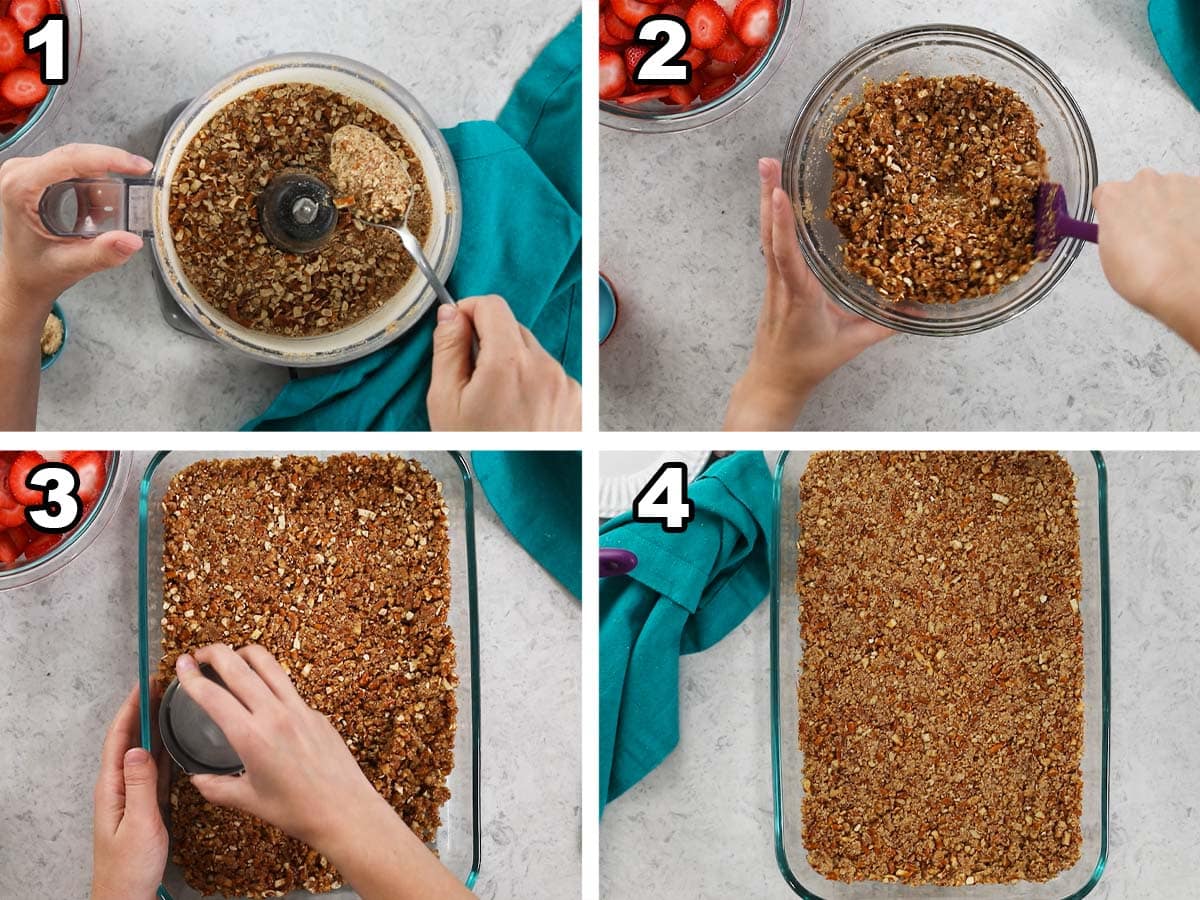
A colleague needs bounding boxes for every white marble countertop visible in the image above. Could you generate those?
[0,451,580,900]
[25,0,577,431]
[600,451,1199,898]
[600,0,1200,431]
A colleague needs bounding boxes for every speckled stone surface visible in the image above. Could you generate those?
[600,0,1200,431]
[20,0,577,431]
[600,451,1200,898]
[0,451,580,899]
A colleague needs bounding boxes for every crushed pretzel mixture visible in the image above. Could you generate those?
[828,75,1047,304]
[160,454,455,898]
[797,451,1083,885]
[331,124,415,223]
[169,84,433,337]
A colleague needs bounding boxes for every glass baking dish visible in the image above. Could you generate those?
[136,451,481,900]
[770,451,1109,899]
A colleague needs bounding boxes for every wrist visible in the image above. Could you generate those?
[724,370,810,432]
[0,262,55,338]
[310,786,403,869]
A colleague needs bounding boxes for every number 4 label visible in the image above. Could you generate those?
[632,462,695,533]
[26,15,69,86]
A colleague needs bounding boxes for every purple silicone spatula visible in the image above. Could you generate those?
[1036,182,1099,260]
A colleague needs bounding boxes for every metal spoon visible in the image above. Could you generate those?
[363,192,457,308]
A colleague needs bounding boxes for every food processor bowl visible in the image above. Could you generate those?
[0,0,83,160]
[601,0,803,133]
[783,25,1097,336]
[42,53,462,367]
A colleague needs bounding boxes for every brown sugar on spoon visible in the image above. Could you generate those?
[159,454,456,898]
[796,451,1084,886]
[827,75,1047,304]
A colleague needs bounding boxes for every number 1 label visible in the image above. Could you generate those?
[26,15,68,86]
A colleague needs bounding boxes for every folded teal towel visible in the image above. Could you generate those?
[244,16,582,431]
[473,451,582,600]
[599,452,773,812]
[1150,0,1200,111]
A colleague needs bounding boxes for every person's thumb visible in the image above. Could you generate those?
[429,305,474,397]
[69,231,143,279]
[191,773,250,812]
[121,748,161,827]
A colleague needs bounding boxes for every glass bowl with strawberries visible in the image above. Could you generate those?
[600,0,801,132]
[0,0,82,158]
[0,451,127,590]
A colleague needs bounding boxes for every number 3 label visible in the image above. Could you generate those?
[632,462,695,533]
[24,462,83,534]
[25,15,69,86]
[633,16,692,85]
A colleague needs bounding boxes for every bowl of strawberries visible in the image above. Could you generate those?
[600,0,801,132]
[0,450,127,589]
[0,0,80,157]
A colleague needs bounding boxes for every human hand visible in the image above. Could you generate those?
[1093,169,1200,348]
[723,158,893,431]
[175,644,383,850]
[91,686,168,900]
[176,644,469,900]
[428,295,582,431]
[0,144,152,335]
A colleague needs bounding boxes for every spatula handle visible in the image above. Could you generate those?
[1059,215,1099,245]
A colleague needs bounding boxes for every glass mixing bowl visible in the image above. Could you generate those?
[600,0,804,133]
[782,25,1098,336]
[0,0,83,160]
[0,451,128,591]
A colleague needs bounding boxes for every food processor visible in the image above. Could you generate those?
[38,53,462,367]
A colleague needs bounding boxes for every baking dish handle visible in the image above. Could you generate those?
[39,177,156,238]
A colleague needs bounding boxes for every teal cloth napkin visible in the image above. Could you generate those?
[244,15,582,431]
[1150,0,1200,111]
[599,452,774,813]
[473,451,582,600]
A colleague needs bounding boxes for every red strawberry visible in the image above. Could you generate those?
[5,525,30,554]
[734,46,766,76]
[0,20,24,73]
[679,46,707,69]
[599,14,623,46]
[63,450,106,504]
[686,0,728,50]
[711,32,746,63]
[0,460,22,529]
[667,82,697,106]
[660,2,687,16]
[731,0,779,48]
[604,11,635,42]
[0,530,20,565]
[611,0,656,27]
[703,58,738,79]
[8,451,46,507]
[9,0,50,33]
[613,88,672,105]
[0,69,48,108]
[24,530,63,560]
[600,48,627,100]
[625,44,649,79]
[700,75,738,101]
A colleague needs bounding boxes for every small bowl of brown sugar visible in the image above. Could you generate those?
[783,25,1097,336]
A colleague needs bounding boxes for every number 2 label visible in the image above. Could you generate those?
[632,462,695,533]
[633,16,692,85]
[25,15,69,86]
